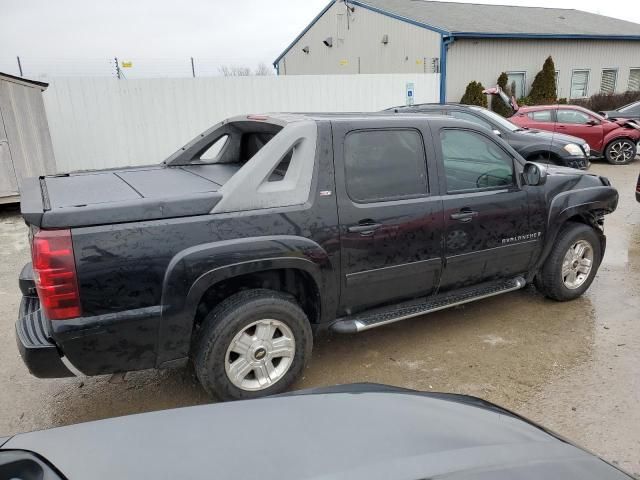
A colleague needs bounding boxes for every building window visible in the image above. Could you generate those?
[600,69,617,94]
[336,13,346,42]
[507,72,526,98]
[629,69,640,91]
[570,70,590,99]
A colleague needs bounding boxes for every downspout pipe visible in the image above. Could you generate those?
[439,35,455,104]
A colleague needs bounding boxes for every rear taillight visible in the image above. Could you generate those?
[636,176,640,193]
[32,229,82,320]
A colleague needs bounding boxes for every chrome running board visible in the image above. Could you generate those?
[331,277,526,334]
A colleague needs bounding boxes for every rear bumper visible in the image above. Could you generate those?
[16,261,163,377]
[15,296,74,378]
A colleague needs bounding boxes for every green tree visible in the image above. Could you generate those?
[529,56,557,105]
[460,81,488,107]
[491,72,512,117]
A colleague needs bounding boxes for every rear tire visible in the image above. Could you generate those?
[193,289,313,401]
[534,222,601,301]
[605,138,636,165]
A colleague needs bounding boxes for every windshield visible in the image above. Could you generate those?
[619,101,640,113]
[469,106,519,132]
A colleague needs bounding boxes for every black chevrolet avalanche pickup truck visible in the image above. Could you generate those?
[16,113,618,400]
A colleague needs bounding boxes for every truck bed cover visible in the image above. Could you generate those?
[20,164,235,228]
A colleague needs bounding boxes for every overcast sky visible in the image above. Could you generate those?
[1,0,639,77]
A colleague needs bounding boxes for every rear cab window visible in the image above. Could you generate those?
[344,129,428,203]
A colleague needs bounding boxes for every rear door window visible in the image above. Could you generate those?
[528,110,553,122]
[344,129,427,202]
[440,129,514,192]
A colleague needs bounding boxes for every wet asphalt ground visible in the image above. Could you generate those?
[0,160,638,475]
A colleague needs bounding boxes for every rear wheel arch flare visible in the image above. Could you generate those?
[191,267,322,339]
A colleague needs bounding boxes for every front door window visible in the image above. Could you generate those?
[440,129,514,192]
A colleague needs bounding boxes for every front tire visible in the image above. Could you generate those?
[605,139,636,165]
[193,289,313,401]
[535,222,601,301]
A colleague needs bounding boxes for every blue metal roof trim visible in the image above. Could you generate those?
[452,32,640,40]
[439,35,454,104]
[350,1,450,35]
[273,0,336,67]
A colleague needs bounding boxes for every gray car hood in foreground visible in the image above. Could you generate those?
[1,384,629,480]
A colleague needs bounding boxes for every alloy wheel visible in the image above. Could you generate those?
[562,240,594,289]
[608,140,635,164]
[225,319,296,391]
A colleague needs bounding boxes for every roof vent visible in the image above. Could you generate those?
[302,46,310,54]
[323,37,333,47]
[381,34,389,44]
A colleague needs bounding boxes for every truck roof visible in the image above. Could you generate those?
[20,112,469,229]
[239,112,450,123]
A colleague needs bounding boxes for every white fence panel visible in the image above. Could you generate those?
[43,74,439,172]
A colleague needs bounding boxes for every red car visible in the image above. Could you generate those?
[510,105,640,165]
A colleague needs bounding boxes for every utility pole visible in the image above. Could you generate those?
[16,56,23,76]
[114,57,121,79]
[190,57,196,78]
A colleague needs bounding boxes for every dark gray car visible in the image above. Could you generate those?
[601,100,640,121]
[387,104,591,169]
[0,384,633,480]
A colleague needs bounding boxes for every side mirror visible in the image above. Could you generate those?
[492,129,502,137]
[586,119,600,126]
[522,162,548,186]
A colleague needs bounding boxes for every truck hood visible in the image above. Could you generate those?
[20,164,239,228]
[537,163,618,214]
[544,164,605,185]
[1,384,630,480]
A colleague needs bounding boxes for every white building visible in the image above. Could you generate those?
[274,0,640,102]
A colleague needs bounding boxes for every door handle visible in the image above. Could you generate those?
[348,220,383,236]
[450,209,478,223]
